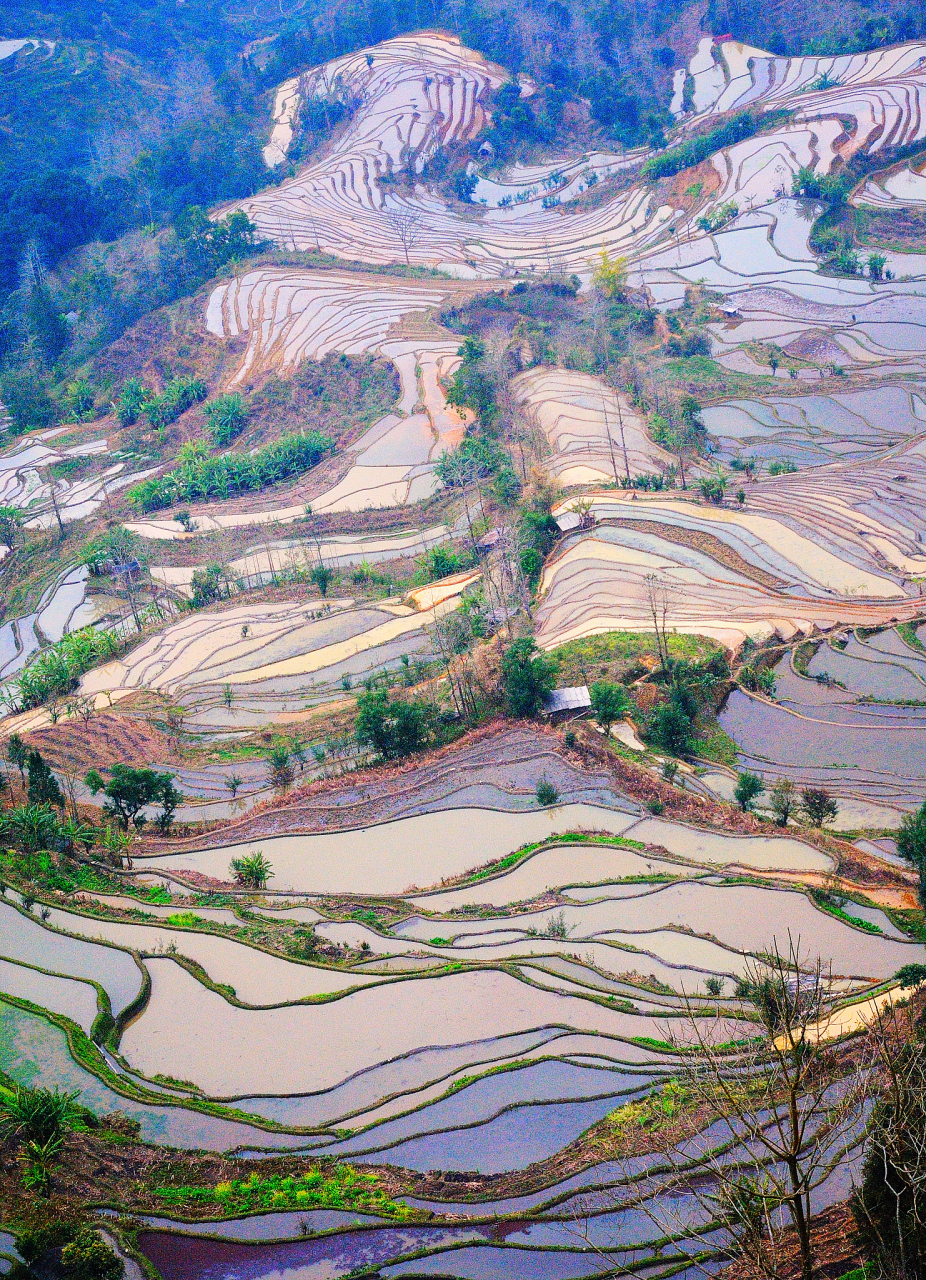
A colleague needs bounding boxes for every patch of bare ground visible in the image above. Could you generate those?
[21,711,175,775]
[616,518,789,591]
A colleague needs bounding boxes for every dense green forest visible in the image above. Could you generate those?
[0,0,921,430]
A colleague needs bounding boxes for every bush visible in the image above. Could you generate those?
[355,690,434,760]
[60,1228,124,1279]
[115,377,149,427]
[536,779,559,806]
[231,851,273,888]
[0,1084,83,1144]
[642,113,759,180]
[204,392,248,446]
[647,697,692,755]
[590,681,630,734]
[897,799,926,909]
[144,376,208,430]
[734,770,764,812]
[800,786,839,828]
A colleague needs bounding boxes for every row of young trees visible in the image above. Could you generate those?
[127,430,334,511]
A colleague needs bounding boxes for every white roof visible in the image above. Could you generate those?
[543,685,591,713]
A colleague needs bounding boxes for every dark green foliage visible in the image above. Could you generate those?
[60,1228,124,1279]
[0,368,58,435]
[128,430,333,511]
[647,696,692,754]
[501,637,558,718]
[0,803,63,853]
[642,112,760,180]
[13,628,120,710]
[590,681,631,733]
[84,764,179,831]
[204,392,249,446]
[115,377,148,427]
[26,750,64,809]
[0,505,23,549]
[453,171,478,202]
[445,337,497,423]
[734,770,764,812]
[536,779,559,805]
[896,963,926,988]
[355,690,435,759]
[231,851,273,888]
[418,546,470,581]
[310,565,333,596]
[0,1083,84,1144]
[144,375,208,430]
[482,81,546,159]
[898,800,926,910]
[792,164,854,204]
[189,564,230,610]
[161,208,268,295]
[800,786,839,828]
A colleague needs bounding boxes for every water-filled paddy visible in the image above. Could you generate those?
[0,1002,312,1150]
[31,902,377,1005]
[0,902,143,1015]
[0,959,100,1033]
[120,960,668,1098]
[139,804,642,895]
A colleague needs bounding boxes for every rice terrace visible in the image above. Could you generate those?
[2,3,926,1278]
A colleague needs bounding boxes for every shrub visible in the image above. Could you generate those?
[12,628,120,710]
[536,779,559,806]
[60,1228,124,1279]
[0,1084,84,1144]
[642,113,759,181]
[355,691,434,760]
[144,376,208,430]
[800,786,839,828]
[590,681,630,734]
[770,777,796,826]
[897,800,926,909]
[647,697,692,755]
[310,565,333,596]
[230,851,273,888]
[115,377,149,426]
[734,770,764,812]
[204,392,248,446]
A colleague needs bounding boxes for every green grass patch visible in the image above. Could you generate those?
[460,832,647,886]
[152,1165,413,1218]
[809,890,882,934]
[692,720,738,767]
[551,630,718,685]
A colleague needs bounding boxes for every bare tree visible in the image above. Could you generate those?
[385,207,424,265]
[853,1000,926,1280]
[644,572,677,669]
[574,940,873,1280]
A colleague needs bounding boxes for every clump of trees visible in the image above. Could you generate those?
[642,112,760,180]
[501,638,557,718]
[85,765,182,834]
[128,430,333,511]
[11,628,120,711]
[355,690,438,760]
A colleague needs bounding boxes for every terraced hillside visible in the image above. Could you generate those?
[3,19,926,1280]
